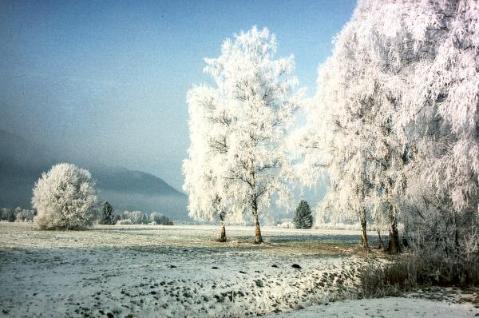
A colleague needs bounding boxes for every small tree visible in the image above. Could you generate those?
[32,163,97,230]
[293,200,313,229]
[6,208,16,222]
[202,26,301,243]
[99,201,114,225]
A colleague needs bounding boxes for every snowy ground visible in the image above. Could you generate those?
[0,223,477,317]
[265,296,479,318]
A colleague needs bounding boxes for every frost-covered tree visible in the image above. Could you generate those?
[293,200,313,229]
[202,26,301,243]
[32,163,97,230]
[183,85,232,242]
[299,0,479,254]
[394,0,479,259]
[185,27,301,243]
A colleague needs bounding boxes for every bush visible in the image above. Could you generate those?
[32,163,97,230]
[404,207,479,286]
[359,260,416,298]
[277,220,294,229]
[15,209,35,222]
[0,208,16,222]
[114,211,173,225]
[293,200,313,229]
[150,212,173,225]
[359,247,479,298]
[121,210,147,224]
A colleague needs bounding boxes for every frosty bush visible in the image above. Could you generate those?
[129,211,147,224]
[276,220,294,229]
[117,211,173,225]
[0,207,35,222]
[122,210,148,224]
[32,163,97,230]
[150,212,173,225]
[15,209,35,222]
[293,200,313,229]
[0,208,16,222]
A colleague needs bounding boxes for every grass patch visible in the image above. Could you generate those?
[359,253,479,298]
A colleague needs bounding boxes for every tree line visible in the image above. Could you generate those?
[19,163,173,229]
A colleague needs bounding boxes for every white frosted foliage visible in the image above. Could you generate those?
[32,163,97,230]
[184,26,302,241]
[296,0,479,251]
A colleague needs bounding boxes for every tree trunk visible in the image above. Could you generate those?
[387,206,401,254]
[377,229,385,250]
[253,200,263,244]
[217,222,226,242]
[254,217,263,244]
[453,213,459,250]
[359,209,369,250]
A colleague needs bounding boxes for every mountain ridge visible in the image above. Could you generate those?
[0,130,188,220]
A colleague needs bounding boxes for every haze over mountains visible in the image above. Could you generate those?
[0,130,188,221]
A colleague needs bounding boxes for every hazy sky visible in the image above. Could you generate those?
[0,0,356,189]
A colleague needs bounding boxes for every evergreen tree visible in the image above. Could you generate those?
[99,201,114,225]
[293,200,313,229]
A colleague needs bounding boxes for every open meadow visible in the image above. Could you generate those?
[0,223,372,317]
[1,223,478,318]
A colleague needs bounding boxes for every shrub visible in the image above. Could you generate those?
[32,163,97,230]
[293,200,313,229]
[359,261,416,298]
[122,210,147,224]
[0,208,16,222]
[404,207,479,286]
[15,209,35,222]
[359,245,479,298]
[150,212,173,225]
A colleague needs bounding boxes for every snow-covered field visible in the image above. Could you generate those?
[0,223,477,317]
[265,296,479,318]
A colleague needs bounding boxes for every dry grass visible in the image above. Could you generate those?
[358,251,479,299]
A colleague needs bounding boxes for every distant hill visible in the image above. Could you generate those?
[92,165,182,196]
[0,130,189,221]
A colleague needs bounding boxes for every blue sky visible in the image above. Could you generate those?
[0,0,356,189]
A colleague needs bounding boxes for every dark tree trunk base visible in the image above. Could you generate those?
[387,226,401,254]
[360,218,369,250]
[387,206,401,254]
[217,223,226,242]
[254,219,263,244]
